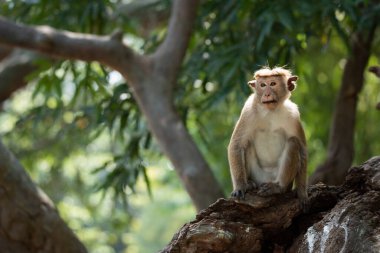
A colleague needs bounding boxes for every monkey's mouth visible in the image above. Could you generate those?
[262,100,277,104]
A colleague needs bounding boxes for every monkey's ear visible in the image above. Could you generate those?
[248,80,256,88]
[287,75,298,91]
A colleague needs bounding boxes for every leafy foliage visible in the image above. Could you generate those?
[178,0,380,180]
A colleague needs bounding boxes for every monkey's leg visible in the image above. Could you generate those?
[244,142,260,190]
[257,137,300,196]
[278,137,301,190]
[259,137,309,211]
[294,139,309,211]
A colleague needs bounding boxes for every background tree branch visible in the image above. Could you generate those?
[0,139,87,253]
[152,0,200,88]
[310,26,377,185]
[120,0,224,210]
[0,17,144,83]
[0,49,41,104]
[114,0,169,38]
[0,0,224,211]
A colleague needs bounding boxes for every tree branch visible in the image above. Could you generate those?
[0,139,87,252]
[0,45,12,61]
[114,0,169,38]
[152,0,200,83]
[0,50,40,104]
[162,157,380,253]
[0,17,144,83]
[0,3,225,211]
[309,31,374,185]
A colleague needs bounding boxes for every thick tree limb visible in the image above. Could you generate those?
[133,99,225,210]
[121,0,224,210]
[0,1,224,211]
[115,0,224,210]
[0,139,87,253]
[152,0,200,88]
[161,157,380,253]
[0,17,144,84]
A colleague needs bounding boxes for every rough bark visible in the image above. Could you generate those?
[161,156,380,253]
[0,0,224,211]
[0,140,87,253]
[309,29,376,186]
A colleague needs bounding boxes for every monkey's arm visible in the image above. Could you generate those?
[228,115,254,198]
[228,140,247,197]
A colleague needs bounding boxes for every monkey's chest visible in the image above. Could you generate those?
[253,129,286,167]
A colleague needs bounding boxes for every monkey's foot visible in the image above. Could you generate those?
[247,180,257,190]
[231,189,245,199]
[257,182,282,196]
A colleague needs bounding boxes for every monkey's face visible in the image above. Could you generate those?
[254,76,288,110]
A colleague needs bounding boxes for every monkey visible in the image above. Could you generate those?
[228,66,308,209]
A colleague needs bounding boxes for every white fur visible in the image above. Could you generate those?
[245,95,300,185]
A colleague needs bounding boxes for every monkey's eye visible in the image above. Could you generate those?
[270,82,276,86]
[260,83,266,87]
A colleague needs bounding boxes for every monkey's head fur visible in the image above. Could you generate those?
[248,67,298,110]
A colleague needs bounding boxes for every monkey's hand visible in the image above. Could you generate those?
[231,181,257,199]
[257,182,283,196]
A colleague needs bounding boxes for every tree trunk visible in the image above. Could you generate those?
[309,30,376,186]
[129,83,225,210]
[115,0,225,210]
[0,0,225,211]
[0,140,87,253]
[161,156,380,253]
